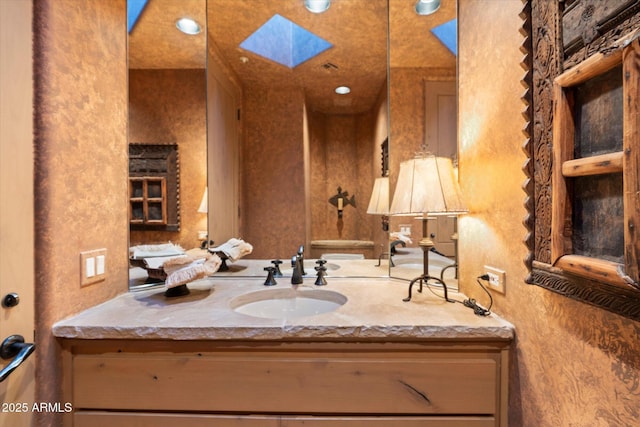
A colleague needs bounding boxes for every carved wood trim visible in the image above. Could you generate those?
[525,0,640,320]
[532,263,640,322]
[520,0,535,282]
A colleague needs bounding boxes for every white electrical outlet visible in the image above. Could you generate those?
[484,265,506,294]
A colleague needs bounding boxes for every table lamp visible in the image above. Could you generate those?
[389,155,467,301]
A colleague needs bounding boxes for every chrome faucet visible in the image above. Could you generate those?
[291,245,305,285]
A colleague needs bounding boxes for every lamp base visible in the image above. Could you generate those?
[402,274,454,303]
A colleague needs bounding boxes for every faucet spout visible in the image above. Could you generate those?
[297,245,306,276]
[291,255,303,285]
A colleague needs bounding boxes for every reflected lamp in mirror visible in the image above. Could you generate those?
[197,187,208,213]
[389,155,467,302]
[197,188,209,249]
[366,177,390,231]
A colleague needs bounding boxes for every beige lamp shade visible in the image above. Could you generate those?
[197,187,208,213]
[390,156,467,216]
[366,177,390,215]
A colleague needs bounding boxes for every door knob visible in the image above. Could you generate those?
[0,335,35,382]
[2,293,20,308]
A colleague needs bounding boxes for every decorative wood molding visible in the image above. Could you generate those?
[532,263,640,322]
[520,0,535,282]
[563,0,640,68]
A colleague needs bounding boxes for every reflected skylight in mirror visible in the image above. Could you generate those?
[431,18,457,56]
[127,0,149,34]
[239,14,333,68]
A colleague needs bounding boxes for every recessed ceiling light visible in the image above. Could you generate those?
[305,0,331,14]
[176,17,201,35]
[415,0,440,16]
[335,86,351,95]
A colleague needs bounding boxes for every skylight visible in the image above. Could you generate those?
[431,18,457,56]
[240,14,333,68]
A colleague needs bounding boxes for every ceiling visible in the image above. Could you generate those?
[128,0,456,114]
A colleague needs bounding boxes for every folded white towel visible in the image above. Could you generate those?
[163,253,222,289]
[211,238,253,262]
[142,255,187,270]
[130,243,185,259]
[390,232,413,245]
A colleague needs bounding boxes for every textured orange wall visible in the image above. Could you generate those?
[33,0,128,424]
[128,69,208,250]
[457,1,640,425]
[241,85,307,259]
[308,112,376,244]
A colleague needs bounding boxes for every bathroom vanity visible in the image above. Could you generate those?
[54,277,513,426]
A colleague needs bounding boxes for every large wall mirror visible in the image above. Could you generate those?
[128,0,459,288]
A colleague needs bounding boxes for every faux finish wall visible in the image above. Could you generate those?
[128,69,208,250]
[33,1,128,425]
[241,85,307,259]
[308,111,375,244]
[457,1,640,425]
[242,86,385,259]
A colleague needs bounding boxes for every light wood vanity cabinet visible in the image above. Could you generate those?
[62,339,509,427]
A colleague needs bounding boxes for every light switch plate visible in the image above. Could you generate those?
[80,248,107,286]
[96,254,105,275]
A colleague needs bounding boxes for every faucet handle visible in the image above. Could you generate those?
[315,259,327,267]
[263,267,278,286]
[270,259,283,277]
[297,245,304,256]
[314,265,327,286]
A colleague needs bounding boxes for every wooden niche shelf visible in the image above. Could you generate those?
[129,143,180,231]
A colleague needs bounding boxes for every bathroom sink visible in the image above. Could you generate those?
[230,287,347,320]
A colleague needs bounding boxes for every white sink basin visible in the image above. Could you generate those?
[230,287,347,320]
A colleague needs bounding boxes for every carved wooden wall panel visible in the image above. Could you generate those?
[129,143,180,231]
[525,0,640,321]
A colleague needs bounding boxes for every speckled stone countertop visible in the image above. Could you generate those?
[53,276,514,341]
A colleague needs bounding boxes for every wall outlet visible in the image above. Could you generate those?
[484,265,506,294]
[80,248,107,286]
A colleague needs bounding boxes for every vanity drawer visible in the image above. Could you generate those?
[72,350,499,415]
[74,412,496,427]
